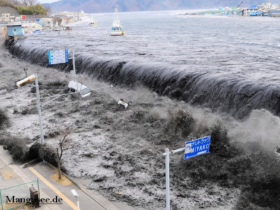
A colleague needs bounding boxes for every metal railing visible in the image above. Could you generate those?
[0,179,40,210]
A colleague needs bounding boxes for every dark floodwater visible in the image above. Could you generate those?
[9,11,280,118]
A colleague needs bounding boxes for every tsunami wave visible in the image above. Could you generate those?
[5,39,280,119]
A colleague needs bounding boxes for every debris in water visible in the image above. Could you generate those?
[118,99,132,109]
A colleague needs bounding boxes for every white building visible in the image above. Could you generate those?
[259,2,280,10]
[40,18,53,29]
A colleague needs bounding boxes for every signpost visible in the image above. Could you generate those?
[162,136,211,210]
[48,49,69,65]
[184,136,211,160]
[48,49,76,82]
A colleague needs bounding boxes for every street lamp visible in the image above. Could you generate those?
[71,189,80,210]
[16,74,44,145]
[16,73,92,145]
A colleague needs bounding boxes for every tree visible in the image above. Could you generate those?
[21,0,28,6]
[6,0,37,6]
[26,0,37,6]
[43,5,52,16]
[6,0,21,6]
[17,4,47,15]
[22,0,37,6]
[56,128,71,179]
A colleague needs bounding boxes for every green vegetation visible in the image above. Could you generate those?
[17,4,46,15]
[0,0,46,15]
[0,0,17,9]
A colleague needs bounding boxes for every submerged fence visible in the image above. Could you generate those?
[0,180,40,210]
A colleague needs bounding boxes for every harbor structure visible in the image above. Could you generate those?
[185,2,280,17]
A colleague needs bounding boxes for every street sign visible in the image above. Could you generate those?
[184,136,211,160]
[48,49,69,65]
[163,135,211,210]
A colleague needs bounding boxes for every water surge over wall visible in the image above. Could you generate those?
[6,39,280,120]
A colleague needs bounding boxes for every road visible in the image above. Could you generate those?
[0,146,123,210]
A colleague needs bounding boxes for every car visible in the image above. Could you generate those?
[68,80,91,98]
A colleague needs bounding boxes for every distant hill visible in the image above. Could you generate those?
[0,0,46,16]
[0,0,19,16]
[46,0,278,13]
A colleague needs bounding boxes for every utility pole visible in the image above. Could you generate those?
[16,74,44,145]
[72,50,76,82]
[35,74,44,145]
[165,148,170,210]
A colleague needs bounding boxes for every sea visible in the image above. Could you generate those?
[8,10,280,119]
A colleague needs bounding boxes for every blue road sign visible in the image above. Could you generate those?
[48,49,69,65]
[184,136,211,160]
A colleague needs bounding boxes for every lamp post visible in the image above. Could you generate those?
[16,74,44,145]
[16,72,92,145]
[71,189,80,210]
[72,50,76,82]
[34,74,44,145]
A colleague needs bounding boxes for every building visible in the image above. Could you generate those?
[1,13,10,22]
[30,22,43,31]
[6,25,24,40]
[40,18,53,29]
[244,5,262,16]
[0,5,20,23]
[259,3,280,10]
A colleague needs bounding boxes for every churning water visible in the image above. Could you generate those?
[8,10,280,119]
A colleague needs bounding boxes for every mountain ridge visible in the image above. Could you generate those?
[46,0,279,13]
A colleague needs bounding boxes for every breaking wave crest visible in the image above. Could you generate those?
[6,39,280,119]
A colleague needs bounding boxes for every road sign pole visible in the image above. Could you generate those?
[73,50,76,82]
[162,136,211,210]
[35,74,44,145]
[165,148,170,210]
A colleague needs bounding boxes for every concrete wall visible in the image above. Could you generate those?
[0,6,19,17]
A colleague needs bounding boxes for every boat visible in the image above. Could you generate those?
[89,16,97,27]
[32,30,41,34]
[53,21,61,31]
[89,21,97,27]
[64,26,72,31]
[110,6,124,36]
